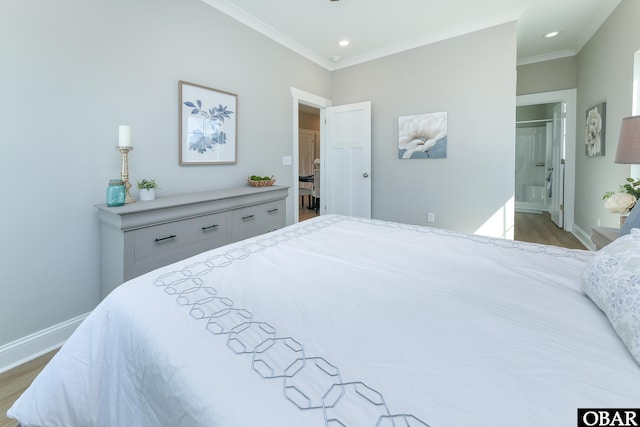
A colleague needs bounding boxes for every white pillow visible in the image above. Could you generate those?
[581,228,640,365]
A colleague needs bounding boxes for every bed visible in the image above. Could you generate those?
[8,215,640,426]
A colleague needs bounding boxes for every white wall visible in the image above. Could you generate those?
[330,23,518,236]
[0,0,330,348]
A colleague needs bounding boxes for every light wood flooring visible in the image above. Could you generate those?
[514,211,586,249]
[0,349,57,427]
[0,211,584,426]
[299,195,319,222]
[301,203,585,250]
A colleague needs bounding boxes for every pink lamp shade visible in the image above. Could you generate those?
[615,115,640,164]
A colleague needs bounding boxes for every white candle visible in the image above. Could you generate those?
[118,125,131,147]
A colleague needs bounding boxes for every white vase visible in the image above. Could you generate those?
[139,188,156,201]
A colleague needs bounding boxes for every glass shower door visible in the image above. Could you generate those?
[515,125,547,212]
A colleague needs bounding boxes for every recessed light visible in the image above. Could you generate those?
[544,31,561,38]
[338,39,350,47]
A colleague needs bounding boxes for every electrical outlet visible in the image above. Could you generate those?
[282,156,292,166]
[427,212,435,223]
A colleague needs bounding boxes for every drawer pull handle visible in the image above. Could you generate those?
[202,224,219,231]
[242,214,255,221]
[267,208,279,214]
[154,235,176,242]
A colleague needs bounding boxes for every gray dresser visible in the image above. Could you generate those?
[590,226,619,250]
[96,185,288,298]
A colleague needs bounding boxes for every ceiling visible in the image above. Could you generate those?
[202,0,621,71]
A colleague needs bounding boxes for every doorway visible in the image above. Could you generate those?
[516,89,576,232]
[290,88,332,224]
[298,104,320,222]
[515,103,560,214]
[290,88,372,223]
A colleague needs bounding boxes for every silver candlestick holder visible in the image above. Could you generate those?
[116,146,136,204]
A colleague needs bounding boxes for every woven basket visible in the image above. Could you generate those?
[247,176,276,187]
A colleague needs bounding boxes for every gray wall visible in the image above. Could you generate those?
[575,0,640,231]
[331,23,518,235]
[516,57,577,96]
[0,3,520,352]
[516,105,553,122]
[0,0,330,346]
[514,0,640,235]
[10,0,632,359]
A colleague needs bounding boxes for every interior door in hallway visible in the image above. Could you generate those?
[321,101,371,218]
[550,103,565,228]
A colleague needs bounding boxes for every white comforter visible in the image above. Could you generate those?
[9,215,640,426]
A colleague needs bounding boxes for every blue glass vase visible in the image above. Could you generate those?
[106,179,125,207]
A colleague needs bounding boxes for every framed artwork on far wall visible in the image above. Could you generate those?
[585,102,605,157]
[398,112,448,159]
[179,80,237,165]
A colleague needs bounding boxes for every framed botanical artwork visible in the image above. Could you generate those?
[398,112,447,159]
[179,80,237,165]
[585,102,605,157]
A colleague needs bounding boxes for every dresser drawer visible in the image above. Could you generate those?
[189,211,230,247]
[262,200,286,231]
[231,200,285,241]
[97,185,288,299]
[134,211,230,259]
[133,240,219,278]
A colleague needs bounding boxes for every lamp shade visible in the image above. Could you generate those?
[615,115,640,164]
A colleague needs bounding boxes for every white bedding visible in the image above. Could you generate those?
[9,215,640,426]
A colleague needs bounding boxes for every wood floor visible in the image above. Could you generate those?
[301,205,586,250]
[514,211,586,249]
[299,195,319,222]
[0,349,57,427]
[0,211,584,425]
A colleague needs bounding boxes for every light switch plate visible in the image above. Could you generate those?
[282,156,292,166]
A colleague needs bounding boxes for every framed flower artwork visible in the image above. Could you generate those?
[179,80,238,165]
[398,112,447,159]
[585,102,605,157]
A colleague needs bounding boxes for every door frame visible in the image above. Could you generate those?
[516,89,577,232]
[290,87,332,223]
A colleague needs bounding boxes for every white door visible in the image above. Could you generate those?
[321,101,372,218]
[550,103,565,228]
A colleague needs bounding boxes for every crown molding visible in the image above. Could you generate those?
[201,0,335,70]
[333,15,521,70]
[517,49,576,66]
[203,0,521,72]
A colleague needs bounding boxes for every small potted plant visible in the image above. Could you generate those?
[137,179,159,201]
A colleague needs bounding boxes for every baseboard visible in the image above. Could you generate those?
[0,312,89,374]
[572,223,595,251]
[515,208,544,214]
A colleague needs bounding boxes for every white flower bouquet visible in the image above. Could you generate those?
[603,178,640,214]
[604,192,637,213]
